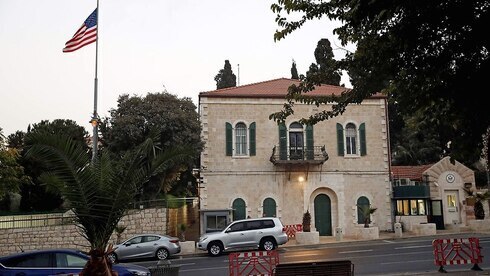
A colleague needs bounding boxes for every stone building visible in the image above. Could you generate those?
[198,78,392,238]
[391,157,477,231]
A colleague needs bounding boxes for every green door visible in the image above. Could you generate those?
[263,198,276,217]
[314,194,332,236]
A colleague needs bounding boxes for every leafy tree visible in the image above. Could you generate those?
[291,60,299,79]
[214,60,237,89]
[25,131,194,274]
[7,131,25,149]
[1,128,27,207]
[0,148,27,202]
[269,0,490,167]
[100,92,203,199]
[306,38,341,86]
[391,110,444,165]
[20,119,88,211]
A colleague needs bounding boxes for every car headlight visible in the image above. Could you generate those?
[199,236,208,242]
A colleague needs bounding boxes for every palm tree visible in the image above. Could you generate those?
[25,132,194,275]
[464,188,490,220]
[358,205,378,228]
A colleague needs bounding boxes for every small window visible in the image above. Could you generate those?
[246,220,262,230]
[206,214,228,232]
[262,219,275,228]
[345,123,357,155]
[127,236,143,244]
[56,253,87,268]
[229,222,245,232]
[8,253,50,267]
[235,122,247,155]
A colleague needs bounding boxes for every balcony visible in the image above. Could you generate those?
[269,145,329,165]
[392,185,430,199]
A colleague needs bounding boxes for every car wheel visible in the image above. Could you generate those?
[207,242,223,257]
[260,238,276,251]
[107,252,117,264]
[156,248,169,260]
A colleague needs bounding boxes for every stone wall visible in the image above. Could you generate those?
[0,207,166,256]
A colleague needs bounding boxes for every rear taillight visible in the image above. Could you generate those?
[170,239,179,243]
[282,227,286,232]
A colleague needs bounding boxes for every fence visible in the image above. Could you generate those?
[229,250,280,276]
[432,237,483,273]
[0,212,76,229]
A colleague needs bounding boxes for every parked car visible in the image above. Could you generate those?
[0,248,150,276]
[197,217,289,256]
[108,234,181,263]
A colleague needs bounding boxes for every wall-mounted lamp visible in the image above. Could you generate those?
[298,176,305,182]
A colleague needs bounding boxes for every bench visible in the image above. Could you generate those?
[273,260,354,276]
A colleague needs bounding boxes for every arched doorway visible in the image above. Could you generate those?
[314,194,332,236]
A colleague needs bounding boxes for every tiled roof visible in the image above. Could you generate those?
[199,78,385,99]
[391,165,434,180]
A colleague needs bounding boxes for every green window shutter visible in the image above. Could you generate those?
[336,123,344,156]
[360,123,367,156]
[263,198,277,217]
[249,122,256,156]
[226,122,232,156]
[306,125,314,160]
[232,198,246,221]
[279,122,287,160]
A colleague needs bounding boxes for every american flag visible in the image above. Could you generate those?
[63,9,97,53]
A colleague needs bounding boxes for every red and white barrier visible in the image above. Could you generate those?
[229,250,280,276]
[284,224,303,238]
[432,237,483,272]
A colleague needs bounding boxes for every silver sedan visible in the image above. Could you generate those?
[108,234,181,263]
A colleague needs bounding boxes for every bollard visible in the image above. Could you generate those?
[394,222,402,238]
[335,227,343,241]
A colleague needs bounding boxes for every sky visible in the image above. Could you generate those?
[0,0,354,137]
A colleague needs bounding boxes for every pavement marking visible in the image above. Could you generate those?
[383,240,395,243]
[180,266,229,272]
[339,249,373,254]
[395,245,432,250]
[381,259,433,265]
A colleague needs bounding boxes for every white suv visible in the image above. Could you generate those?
[197,217,289,256]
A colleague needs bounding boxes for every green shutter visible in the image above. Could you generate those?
[279,122,287,160]
[226,122,232,156]
[306,125,314,160]
[263,198,277,217]
[249,122,256,156]
[232,198,246,221]
[336,123,344,156]
[360,123,367,156]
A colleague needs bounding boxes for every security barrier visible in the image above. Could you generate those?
[432,237,483,273]
[229,250,280,276]
[284,224,303,238]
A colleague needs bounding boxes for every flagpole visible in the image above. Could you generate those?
[91,0,99,162]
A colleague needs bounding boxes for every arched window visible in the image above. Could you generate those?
[345,123,357,155]
[357,196,370,224]
[235,122,247,156]
[263,198,277,217]
[232,198,246,221]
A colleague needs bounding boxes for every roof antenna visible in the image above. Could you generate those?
[237,64,240,86]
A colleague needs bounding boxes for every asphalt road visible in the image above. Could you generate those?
[128,233,490,275]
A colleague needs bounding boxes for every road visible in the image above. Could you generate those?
[127,233,490,275]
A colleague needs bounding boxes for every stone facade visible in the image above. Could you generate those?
[199,79,391,237]
[0,207,166,256]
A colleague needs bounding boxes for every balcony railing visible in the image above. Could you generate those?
[270,145,329,165]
